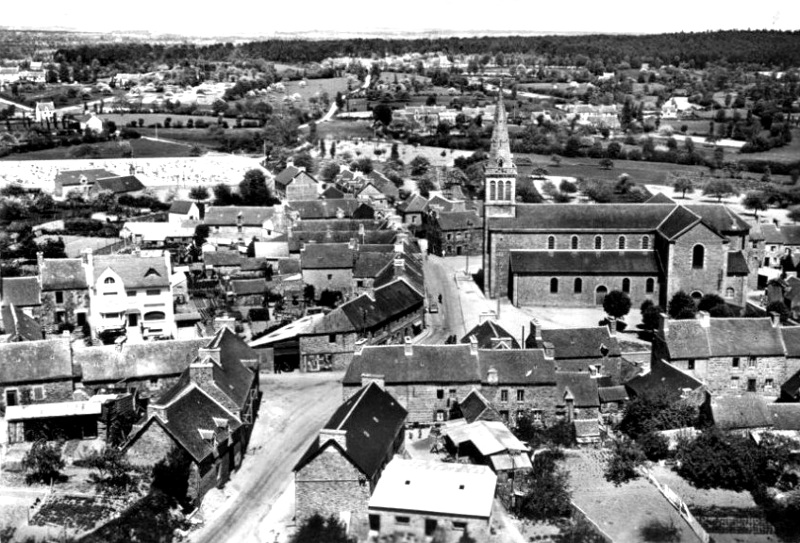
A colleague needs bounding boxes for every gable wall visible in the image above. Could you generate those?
[295,446,371,521]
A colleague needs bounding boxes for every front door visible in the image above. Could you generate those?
[128,313,138,327]
[748,379,757,392]
[369,514,380,532]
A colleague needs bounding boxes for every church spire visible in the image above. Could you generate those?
[489,88,513,170]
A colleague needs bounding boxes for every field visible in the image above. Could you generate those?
[101,112,239,127]
[0,137,193,161]
[281,77,350,101]
[315,119,375,141]
[734,128,800,164]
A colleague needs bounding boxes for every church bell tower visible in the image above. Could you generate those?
[484,90,517,218]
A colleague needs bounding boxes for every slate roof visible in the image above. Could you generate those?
[40,258,88,290]
[710,394,772,430]
[492,203,676,231]
[230,279,267,296]
[367,171,400,199]
[274,165,301,188]
[461,321,521,349]
[77,338,208,383]
[778,226,800,246]
[289,230,396,252]
[320,185,345,199]
[204,251,242,267]
[479,350,556,384]
[300,244,355,269]
[276,258,301,275]
[459,389,502,423]
[767,404,800,431]
[0,339,72,384]
[373,255,425,295]
[55,169,117,187]
[556,372,600,407]
[397,193,428,214]
[95,175,145,194]
[204,206,277,226]
[598,385,629,403]
[339,279,424,331]
[1,304,43,341]
[92,256,169,288]
[510,251,661,276]
[656,206,702,240]
[295,382,407,477]
[727,252,750,276]
[684,204,750,235]
[0,277,41,306]
[287,199,364,220]
[760,224,783,244]
[663,318,785,359]
[345,344,481,385]
[782,327,800,358]
[625,361,704,400]
[535,326,621,359]
[645,192,676,204]
[662,319,711,359]
[435,211,482,231]
[169,200,196,214]
[353,252,393,278]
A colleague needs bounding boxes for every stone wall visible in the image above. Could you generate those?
[302,268,353,299]
[126,420,176,467]
[666,224,728,299]
[670,355,788,396]
[480,384,559,425]
[513,273,660,308]
[39,289,89,330]
[295,446,372,522]
[300,332,357,371]
[369,510,489,542]
[1,380,75,411]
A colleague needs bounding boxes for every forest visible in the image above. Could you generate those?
[50,30,800,71]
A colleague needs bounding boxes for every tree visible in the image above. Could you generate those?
[550,154,562,167]
[188,186,209,202]
[213,183,239,206]
[559,179,577,193]
[638,432,670,462]
[603,290,632,319]
[409,155,431,177]
[599,158,614,170]
[23,439,65,485]
[151,447,192,506]
[390,143,400,162]
[742,191,767,218]
[86,448,134,492]
[32,193,56,214]
[604,437,646,486]
[292,152,316,174]
[618,391,698,439]
[788,206,800,224]
[292,514,353,543]
[766,301,790,323]
[239,169,277,205]
[698,293,735,317]
[373,103,392,126]
[640,300,664,332]
[417,174,437,197]
[320,162,341,184]
[193,224,210,246]
[673,177,694,198]
[667,290,697,319]
[350,157,374,174]
[517,453,572,521]
[703,179,736,202]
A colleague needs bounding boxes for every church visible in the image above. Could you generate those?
[481,94,759,309]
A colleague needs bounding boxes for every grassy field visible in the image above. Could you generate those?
[103,112,239,127]
[0,137,192,161]
[281,77,350,101]
[735,128,800,165]
[315,119,376,140]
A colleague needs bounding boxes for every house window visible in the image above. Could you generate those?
[55,291,64,304]
[411,215,417,224]
[5,388,19,407]
[435,411,445,422]
[646,278,655,293]
[446,233,452,241]
[146,289,161,296]
[571,236,579,250]
[752,241,758,249]
[748,356,757,367]
[144,311,165,321]
[730,376,740,389]
[618,236,626,250]
[547,236,555,250]
[641,236,650,250]
[395,516,410,526]
[574,278,582,294]
[622,278,631,293]
[436,389,444,400]
[500,390,509,402]
[32,386,45,401]
[327,274,333,280]
[692,245,705,269]
[127,291,136,297]
[453,522,467,531]
[748,378,757,392]
[594,236,602,250]
[732,357,740,368]
[328,334,336,343]
[550,278,558,293]
[765,378,774,389]
[517,389,525,402]
[725,287,734,298]
[687,359,695,370]
[356,280,364,288]
[104,277,115,284]
[532,411,543,422]
[449,389,457,398]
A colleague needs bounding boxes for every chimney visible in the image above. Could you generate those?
[81,247,94,268]
[404,336,413,356]
[542,341,555,360]
[319,428,347,450]
[394,256,405,270]
[394,241,404,254]
[361,373,385,389]
[469,335,478,355]
[528,319,542,348]
[325,225,332,240]
[697,310,710,328]
[148,403,168,423]
[606,316,617,336]
[658,312,669,338]
[198,347,221,365]
[769,311,781,328]
[214,316,236,333]
[354,338,368,355]
[189,358,215,387]
[486,367,498,385]
[36,251,44,271]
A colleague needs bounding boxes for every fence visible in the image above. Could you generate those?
[637,467,710,543]
[570,502,616,543]
[695,515,775,534]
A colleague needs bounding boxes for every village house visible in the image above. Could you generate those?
[37,254,90,333]
[91,175,146,197]
[367,459,496,541]
[294,381,407,522]
[1,304,43,342]
[75,112,105,134]
[168,200,202,224]
[124,328,260,504]
[759,224,800,269]
[461,321,521,350]
[273,163,320,201]
[426,210,482,257]
[286,199,375,223]
[203,206,283,244]
[53,169,118,198]
[396,193,428,227]
[120,221,195,249]
[0,338,73,412]
[0,276,42,320]
[34,101,55,123]
[526,321,623,381]
[300,243,356,299]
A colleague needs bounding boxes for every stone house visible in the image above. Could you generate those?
[294,381,407,522]
[53,169,117,198]
[396,194,428,227]
[124,328,260,504]
[344,341,558,425]
[274,164,320,201]
[555,372,600,422]
[1,304,43,342]
[0,338,73,412]
[203,206,283,244]
[287,199,374,223]
[228,279,268,308]
[34,101,55,123]
[461,320,521,350]
[168,200,202,224]
[300,243,355,299]
[426,210,483,257]
[368,459,496,541]
[651,312,800,397]
[37,254,90,332]
[90,175,145,196]
[0,276,42,320]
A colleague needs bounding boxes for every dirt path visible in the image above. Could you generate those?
[189,372,343,543]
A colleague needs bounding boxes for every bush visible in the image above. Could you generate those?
[604,437,646,486]
[23,440,65,485]
[617,391,698,439]
[248,307,270,321]
[638,432,670,462]
[120,127,141,139]
[516,453,572,521]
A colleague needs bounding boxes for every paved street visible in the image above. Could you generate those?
[420,254,468,343]
[190,372,343,543]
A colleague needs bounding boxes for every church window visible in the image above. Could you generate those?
[574,278,582,293]
[646,278,655,293]
[641,236,650,250]
[622,278,631,293]
[618,236,626,250]
[489,181,496,200]
[550,278,559,293]
[692,245,705,269]
[547,236,555,250]
[594,236,602,250]
[571,236,579,250]
[504,180,512,201]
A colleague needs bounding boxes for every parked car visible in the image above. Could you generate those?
[429,302,439,313]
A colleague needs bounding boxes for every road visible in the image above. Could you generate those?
[190,372,342,543]
[420,254,468,344]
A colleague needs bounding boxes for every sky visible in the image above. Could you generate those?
[3,0,799,37]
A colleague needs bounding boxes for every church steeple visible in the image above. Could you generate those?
[488,90,514,170]
[483,89,517,218]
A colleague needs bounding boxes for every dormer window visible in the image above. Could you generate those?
[145,268,160,277]
[104,277,115,284]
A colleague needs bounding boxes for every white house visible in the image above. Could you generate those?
[168,200,202,224]
[77,113,105,134]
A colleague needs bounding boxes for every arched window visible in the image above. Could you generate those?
[574,278,582,293]
[725,287,735,298]
[594,236,602,250]
[505,180,512,201]
[622,278,631,293]
[104,277,115,284]
[144,311,165,321]
[547,236,555,250]
[489,181,496,201]
[641,236,650,250]
[692,245,705,269]
[618,236,626,250]
[550,278,559,293]
[646,278,655,293]
[571,236,579,250]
